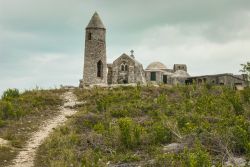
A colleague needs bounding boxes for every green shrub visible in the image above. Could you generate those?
[118,117,133,148]
[228,93,244,115]
[0,119,6,127]
[0,101,15,119]
[2,88,20,101]
[93,123,105,134]
[155,143,212,167]
[177,115,189,129]
[96,99,108,112]
[231,126,249,154]
[60,126,70,135]
[120,152,140,163]
[81,149,104,167]
[242,87,250,103]
[156,94,166,104]
[155,153,179,167]
[182,143,211,167]
[152,122,172,144]
[111,109,129,118]
[205,83,213,90]
[133,124,142,146]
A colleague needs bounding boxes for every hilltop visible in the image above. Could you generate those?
[0,85,250,167]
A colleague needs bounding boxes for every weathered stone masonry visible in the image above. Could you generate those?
[80,12,248,88]
[83,12,107,86]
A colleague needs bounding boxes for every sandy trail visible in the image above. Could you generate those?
[8,91,81,167]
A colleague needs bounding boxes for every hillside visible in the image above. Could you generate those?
[27,85,249,166]
[0,85,249,166]
[0,88,65,166]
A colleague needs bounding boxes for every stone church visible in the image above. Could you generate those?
[80,12,248,88]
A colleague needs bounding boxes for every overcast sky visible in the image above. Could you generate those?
[0,0,250,95]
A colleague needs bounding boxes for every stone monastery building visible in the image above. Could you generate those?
[80,12,247,88]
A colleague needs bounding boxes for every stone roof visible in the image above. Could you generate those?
[172,70,190,78]
[86,12,105,29]
[146,62,167,70]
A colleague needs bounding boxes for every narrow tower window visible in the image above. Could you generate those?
[97,60,103,78]
[88,33,92,40]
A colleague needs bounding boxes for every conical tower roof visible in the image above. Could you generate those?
[86,12,105,29]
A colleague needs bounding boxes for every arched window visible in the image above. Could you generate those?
[125,65,128,71]
[121,62,128,72]
[97,60,103,78]
[121,65,125,71]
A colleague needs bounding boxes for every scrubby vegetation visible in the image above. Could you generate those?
[0,88,64,166]
[34,85,250,166]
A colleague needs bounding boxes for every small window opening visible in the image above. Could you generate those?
[121,65,125,71]
[97,60,103,78]
[125,65,128,71]
[150,72,156,81]
[88,33,92,40]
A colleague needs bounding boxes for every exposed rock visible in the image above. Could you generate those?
[224,157,248,167]
[63,92,86,108]
[108,163,138,167]
[0,138,10,147]
[163,143,185,153]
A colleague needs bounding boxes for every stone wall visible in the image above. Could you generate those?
[173,64,187,72]
[83,28,107,86]
[186,74,247,87]
[145,71,164,84]
[111,54,145,84]
[107,64,113,85]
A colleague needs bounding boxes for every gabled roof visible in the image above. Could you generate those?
[113,53,142,65]
[86,12,105,29]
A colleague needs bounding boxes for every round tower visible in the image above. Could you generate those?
[83,12,107,86]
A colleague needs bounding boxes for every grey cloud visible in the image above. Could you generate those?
[1,0,250,95]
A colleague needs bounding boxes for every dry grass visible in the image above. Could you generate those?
[0,88,65,167]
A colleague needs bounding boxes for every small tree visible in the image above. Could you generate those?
[240,62,250,86]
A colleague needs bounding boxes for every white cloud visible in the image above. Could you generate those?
[133,24,250,75]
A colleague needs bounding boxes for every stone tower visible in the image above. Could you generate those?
[83,12,107,86]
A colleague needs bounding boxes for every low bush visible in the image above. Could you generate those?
[241,87,250,103]
[1,88,20,101]
[35,85,250,166]
[152,122,172,144]
[118,117,133,148]
[0,101,15,119]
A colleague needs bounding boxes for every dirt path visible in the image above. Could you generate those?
[8,91,81,167]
